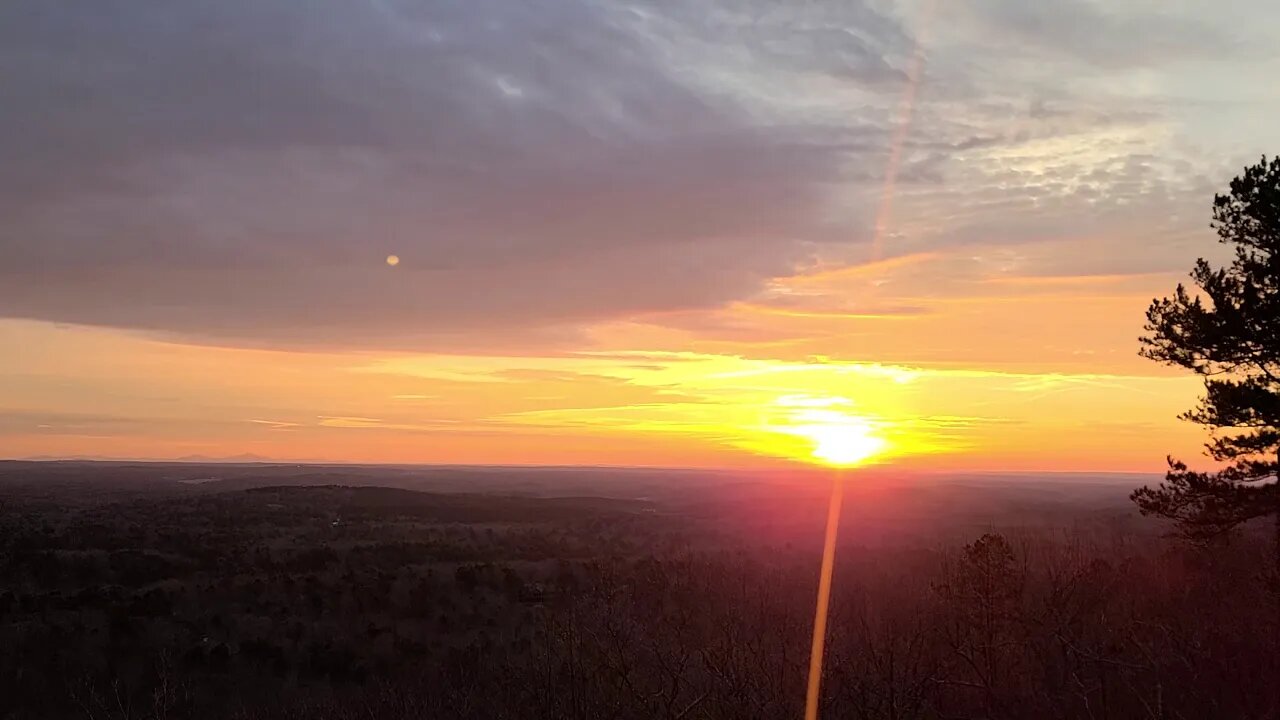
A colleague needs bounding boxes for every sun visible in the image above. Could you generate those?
[801,420,887,466]
[766,396,890,468]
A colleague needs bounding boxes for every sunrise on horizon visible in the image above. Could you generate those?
[4,2,1280,718]
[6,1,1274,473]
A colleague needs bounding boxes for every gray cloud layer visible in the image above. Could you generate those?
[0,0,1272,349]
[2,0,889,347]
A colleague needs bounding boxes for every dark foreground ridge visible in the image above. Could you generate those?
[2,462,1277,719]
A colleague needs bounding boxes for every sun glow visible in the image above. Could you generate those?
[769,396,890,467]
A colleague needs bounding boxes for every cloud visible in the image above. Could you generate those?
[0,0,1272,356]
[0,409,230,437]
[953,0,1247,70]
[0,410,144,435]
[0,0,880,349]
[632,0,913,87]
[247,419,301,431]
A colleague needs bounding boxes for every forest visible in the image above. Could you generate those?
[2,462,1276,720]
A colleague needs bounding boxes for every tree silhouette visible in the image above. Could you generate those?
[1133,156,1280,560]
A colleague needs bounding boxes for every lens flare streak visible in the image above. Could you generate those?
[804,473,845,720]
[806,2,937,717]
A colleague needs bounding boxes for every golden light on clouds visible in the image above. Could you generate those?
[0,317,1208,471]
[364,347,1211,470]
[1,0,1270,479]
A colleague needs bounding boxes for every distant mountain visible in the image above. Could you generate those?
[20,454,123,462]
[174,453,273,463]
[16,453,281,463]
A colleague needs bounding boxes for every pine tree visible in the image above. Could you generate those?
[1133,156,1280,565]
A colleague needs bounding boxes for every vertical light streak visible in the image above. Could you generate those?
[869,0,938,263]
[806,3,939,718]
[803,471,845,720]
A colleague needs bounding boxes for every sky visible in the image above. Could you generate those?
[2,0,1278,470]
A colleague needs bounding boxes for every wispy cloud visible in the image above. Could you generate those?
[247,419,300,431]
